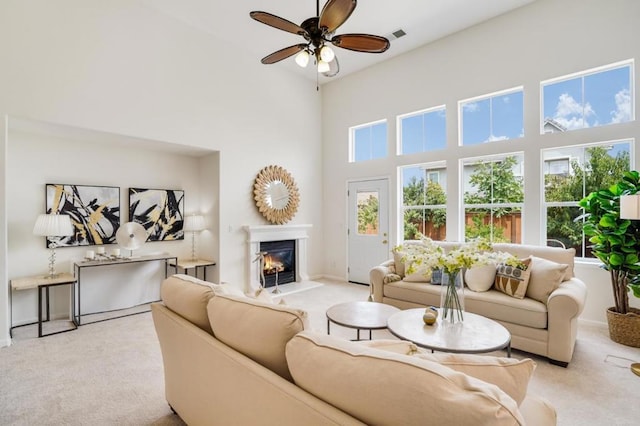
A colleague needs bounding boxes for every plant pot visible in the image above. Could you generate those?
[606,307,640,347]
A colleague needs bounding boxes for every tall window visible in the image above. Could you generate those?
[462,153,524,243]
[541,60,633,133]
[543,140,632,257]
[398,106,446,155]
[350,120,387,162]
[459,87,524,146]
[400,162,447,241]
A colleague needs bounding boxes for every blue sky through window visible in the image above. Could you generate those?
[542,63,632,131]
[400,107,446,154]
[353,121,387,161]
[461,89,524,145]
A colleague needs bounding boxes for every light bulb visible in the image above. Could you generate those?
[295,50,310,67]
[320,45,335,62]
[317,60,330,73]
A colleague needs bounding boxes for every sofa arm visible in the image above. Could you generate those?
[369,260,394,302]
[546,278,588,365]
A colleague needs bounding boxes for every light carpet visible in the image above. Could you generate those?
[1,279,639,425]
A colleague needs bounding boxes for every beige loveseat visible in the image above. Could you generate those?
[152,274,556,425]
[370,242,588,367]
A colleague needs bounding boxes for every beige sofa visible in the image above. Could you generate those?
[152,274,556,425]
[370,242,588,366]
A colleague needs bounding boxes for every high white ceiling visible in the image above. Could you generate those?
[142,0,537,83]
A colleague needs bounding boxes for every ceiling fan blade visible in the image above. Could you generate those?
[250,11,306,36]
[331,34,390,53]
[319,0,357,33]
[261,44,307,64]
[322,56,340,78]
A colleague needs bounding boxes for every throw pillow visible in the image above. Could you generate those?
[383,273,402,284]
[403,265,433,282]
[415,353,536,406]
[526,256,569,303]
[494,257,532,299]
[465,264,498,292]
[392,247,408,277]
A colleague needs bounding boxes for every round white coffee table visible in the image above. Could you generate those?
[326,301,400,340]
[387,308,511,356]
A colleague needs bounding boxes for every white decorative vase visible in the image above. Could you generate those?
[440,271,465,323]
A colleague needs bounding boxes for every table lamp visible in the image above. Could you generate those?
[33,213,74,278]
[620,194,640,220]
[184,215,205,261]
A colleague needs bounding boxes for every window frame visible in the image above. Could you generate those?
[399,161,447,242]
[541,138,635,259]
[458,86,524,146]
[539,59,635,134]
[396,104,447,156]
[460,152,525,243]
[349,119,388,163]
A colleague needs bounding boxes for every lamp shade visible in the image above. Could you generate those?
[621,194,640,220]
[184,215,205,232]
[33,214,74,237]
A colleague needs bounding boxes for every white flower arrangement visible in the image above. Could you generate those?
[394,235,522,323]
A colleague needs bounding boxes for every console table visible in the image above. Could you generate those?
[10,272,78,338]
[73,253,177,325]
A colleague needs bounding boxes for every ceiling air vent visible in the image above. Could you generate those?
[389,29,406,40]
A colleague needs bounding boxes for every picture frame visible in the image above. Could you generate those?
[45,183,121,247]
[128,188,184,242]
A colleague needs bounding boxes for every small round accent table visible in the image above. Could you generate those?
[326,301,400,340]
[387,308,512,356]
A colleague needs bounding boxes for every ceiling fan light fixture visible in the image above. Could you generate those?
[250,0,390,78]
[317,59,330,73]
[295,50,310,67]
[319,44,335,62]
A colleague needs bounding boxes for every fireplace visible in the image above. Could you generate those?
[259,240,296,287]
[244,224,312,292]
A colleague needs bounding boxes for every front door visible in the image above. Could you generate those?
[347,179,390,284]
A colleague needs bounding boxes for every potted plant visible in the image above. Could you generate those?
[579,170,640,347]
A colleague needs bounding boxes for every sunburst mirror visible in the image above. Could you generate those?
[253,165,300,224]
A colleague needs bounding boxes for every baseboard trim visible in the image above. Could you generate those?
[0,336,12,348]
[578,317,608,328]
[317,274,347,283]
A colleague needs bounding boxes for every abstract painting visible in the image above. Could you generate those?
[46,184,120,247]
[129,188,184,241]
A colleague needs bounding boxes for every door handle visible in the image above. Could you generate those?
[382,240,388,244]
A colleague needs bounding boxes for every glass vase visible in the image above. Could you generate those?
[440,271,465,323]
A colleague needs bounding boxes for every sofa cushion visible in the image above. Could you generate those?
[160,275,216,334]
[384,281,548,329]
[415,353,536,406]
[494,258,532,299]
[526,256,569,304]
[286,331,524,426]
[207,294,307,381]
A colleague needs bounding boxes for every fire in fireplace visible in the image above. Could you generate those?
[259,240,296,287]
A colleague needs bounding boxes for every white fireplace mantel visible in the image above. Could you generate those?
[244,224,312,291]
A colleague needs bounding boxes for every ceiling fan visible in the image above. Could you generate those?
[250,0,390,78]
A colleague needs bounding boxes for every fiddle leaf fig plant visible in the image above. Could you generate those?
[579,170,640,315]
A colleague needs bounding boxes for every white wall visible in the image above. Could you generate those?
[321,0,640,324]
[0,0,323,346]
[6,126,214,326]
